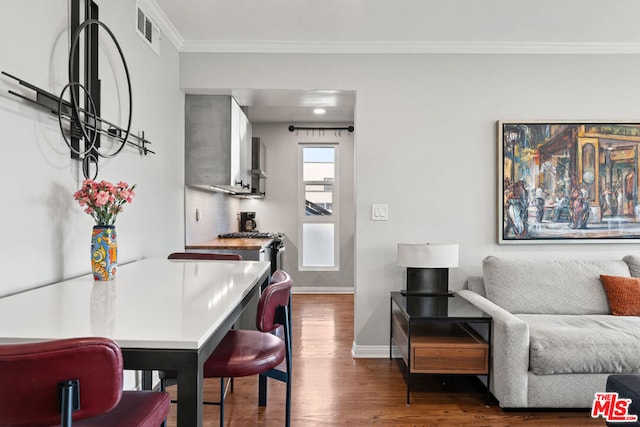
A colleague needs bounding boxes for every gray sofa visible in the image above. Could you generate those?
[457,255,640,408]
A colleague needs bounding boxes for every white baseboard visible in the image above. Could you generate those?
[351,342,401,358]
[292,286,354,294]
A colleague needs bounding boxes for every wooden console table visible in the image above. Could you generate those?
[389,292,492,405]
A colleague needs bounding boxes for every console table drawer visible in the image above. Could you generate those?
[413,346,488,373]
[408,323,488,374]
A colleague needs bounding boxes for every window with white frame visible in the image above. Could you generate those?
[299,144,339,270]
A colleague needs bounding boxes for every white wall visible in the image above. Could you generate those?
[0,0,184,296]
[181,52,640,352]
[241,122,355,290]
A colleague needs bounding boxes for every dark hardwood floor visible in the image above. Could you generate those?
[164,294,604,426]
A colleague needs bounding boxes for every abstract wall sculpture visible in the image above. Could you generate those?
[2,0,154,179]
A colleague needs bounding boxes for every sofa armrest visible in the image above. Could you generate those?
[457,289,530,407]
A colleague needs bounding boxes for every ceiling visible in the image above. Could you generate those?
[152,0,640,47]
[150,0,640,124]
[198,88,356,124]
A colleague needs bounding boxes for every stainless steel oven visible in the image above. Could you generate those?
[271,236,285,274]
[218,231,285,275]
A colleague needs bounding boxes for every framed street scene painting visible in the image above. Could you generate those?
[498,121,640,243]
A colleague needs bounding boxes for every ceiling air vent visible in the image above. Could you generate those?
[136,2,160,55]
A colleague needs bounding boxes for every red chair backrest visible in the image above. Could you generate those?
[167,252,242,261]
[256,270,292,332]
[0,337,123,426]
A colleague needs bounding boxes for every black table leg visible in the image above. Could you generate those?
[176,358,204,427]
[406,321,412,406]
[259,374,267,406]
[486,320,492,405]
[142,370,153,390]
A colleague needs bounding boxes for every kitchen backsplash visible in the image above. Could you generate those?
[184,186,240,245]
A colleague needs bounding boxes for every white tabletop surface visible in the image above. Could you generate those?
[0,258,271,350]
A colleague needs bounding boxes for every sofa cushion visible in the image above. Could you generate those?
[624,255,640,277]
[466,276,486,297]
[482,256,630,314]
[600,275,640,316]
[519,314,640,375]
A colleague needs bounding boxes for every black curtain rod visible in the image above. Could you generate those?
[288,125,354,133]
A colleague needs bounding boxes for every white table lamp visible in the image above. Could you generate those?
[397,243,459,295]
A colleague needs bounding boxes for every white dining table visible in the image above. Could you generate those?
[0,258,271,427]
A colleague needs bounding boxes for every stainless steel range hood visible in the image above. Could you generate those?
[250,137,267,197]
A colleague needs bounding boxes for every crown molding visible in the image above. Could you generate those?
[179,40,640,55]
[139,0,184,52]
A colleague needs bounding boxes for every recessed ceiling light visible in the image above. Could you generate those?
[313,108,326,115]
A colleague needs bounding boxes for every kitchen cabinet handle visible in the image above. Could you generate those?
[234,180,250,189]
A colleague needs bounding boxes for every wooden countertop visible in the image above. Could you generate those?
[185,237,273,250]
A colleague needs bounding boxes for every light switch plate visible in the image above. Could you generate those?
[371,204,389,221]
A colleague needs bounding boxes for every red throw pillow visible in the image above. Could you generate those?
[600,275,640,316]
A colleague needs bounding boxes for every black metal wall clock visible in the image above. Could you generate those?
[2,0,155,179]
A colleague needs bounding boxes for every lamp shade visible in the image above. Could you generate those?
[397,243,459,268]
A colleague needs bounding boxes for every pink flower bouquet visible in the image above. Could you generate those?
[74,180,136,226]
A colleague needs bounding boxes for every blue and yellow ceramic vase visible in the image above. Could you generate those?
[91,225,117,281]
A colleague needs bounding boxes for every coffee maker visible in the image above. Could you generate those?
[240,212,257,232]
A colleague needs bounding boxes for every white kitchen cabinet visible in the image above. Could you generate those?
[185,95,252,194]
[233,100,252,192]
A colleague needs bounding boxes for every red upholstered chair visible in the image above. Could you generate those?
[167,252,243,261]
[161,270,293,427]
[0,337,170,427]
